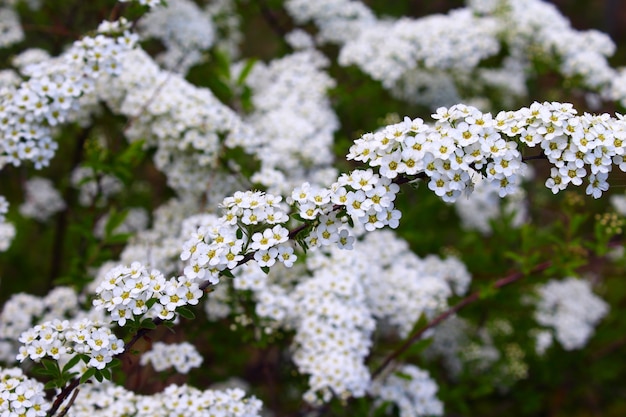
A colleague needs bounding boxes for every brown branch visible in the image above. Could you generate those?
[46,378,80,417]
[254,0,289,38]
[370,260,552,380]
[55,388,80,417]
[522,153,548,162]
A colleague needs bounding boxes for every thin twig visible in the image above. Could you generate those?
[522,154,548,162]
[255,0,289,38]
[56,388,80,417]
[46,378,80,417]
[370,260,552,380]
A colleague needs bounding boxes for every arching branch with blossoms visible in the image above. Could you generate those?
[1,1,625,416]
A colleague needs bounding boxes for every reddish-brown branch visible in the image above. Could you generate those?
[46,378,80,417]
[370,260,552,380]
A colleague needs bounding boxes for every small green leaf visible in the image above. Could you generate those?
[236,58,257,86]
[220,269,235,279]
[100,368,112,381]
[33,367,56,377]
[44,380,58,390]
[108,358,121,369]
[80,368,96,384]
[94,370,104,382]
[141,319,157,329]
[177,306,196,320]
[104,208,129,239]
[62,355,82,373]
[261,266,270,274]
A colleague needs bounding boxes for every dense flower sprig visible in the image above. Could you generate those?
[93,262,203,324]
[138,0,215,73]
[139,341,203,374]
[17,319,124,371]
[369,365,443,417]
[0,22,137,171]
[64,381,263,417]
[349,102,626,202]
[0,367,50,417]
[18,177,65,222]
[532,277,609,350]
[180,191,293,282]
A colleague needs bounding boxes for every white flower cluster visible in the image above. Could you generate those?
[0,367,50,417]
[285,0,626,110]
[0,27,136,170]
[139,341,202,374]
[285,0,499,108]
[244,48,339,195]
[349,102,626,203]
[65,381,262,417]
[18,177,65,222]
[0,287,89,364]
[12,48,51,71]
[17,319,124,371]
[533,277,608,350]
[118,0,163,8]
[369,365,443,417]
[493,0,617,93]
[292,169,402,240]
[138,0,215,74]
[359,231,470,337]
[291,248,375,403]
[284,0,376,44]
[181,191,293,283]
[0,195,15,252]
[93,262,203,324]
[98,48,249,196]
[339,9,499,89]
[0,7,24,48]
[205,0,243,59]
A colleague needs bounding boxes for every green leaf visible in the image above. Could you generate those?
[141,319,157,329]
[94,370,104,382]
[108,358,121,369]
[261,266,270,274]
[104,208,129,239]
[236,58,257,86]
[41,358,58,370]
[80,368,96,384]
[177,306,196,320]
[33,367,57,377]
[62,355,82,374]
[117,139,146,166]
[100,368,112,381]
[220,269,235,279]
[104,232,132,245]
[393,371,413,381]
[44,380,59,390]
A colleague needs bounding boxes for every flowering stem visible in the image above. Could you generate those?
[370,260,552,380]
[46,378,80,417]
[56,388,80,417]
